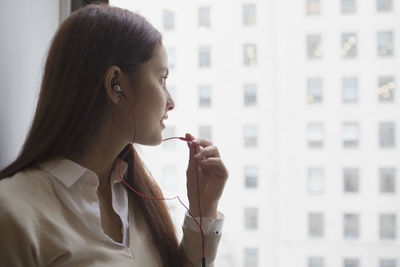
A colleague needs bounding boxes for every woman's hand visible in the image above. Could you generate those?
[185,133,229,219]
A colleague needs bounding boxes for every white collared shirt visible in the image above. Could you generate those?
[38,156,224,246]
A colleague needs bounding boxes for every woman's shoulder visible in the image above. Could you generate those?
[0,166,56,225]
[0,166,53,200]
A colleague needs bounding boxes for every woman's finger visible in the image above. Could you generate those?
[192,138,213,148]
[198,158,229,178]
[194,145,220,159]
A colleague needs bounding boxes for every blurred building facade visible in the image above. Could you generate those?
[111,0,399,266]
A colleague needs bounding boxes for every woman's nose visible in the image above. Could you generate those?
[166,92,175,111]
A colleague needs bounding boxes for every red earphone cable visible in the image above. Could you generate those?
[117,97,206,263]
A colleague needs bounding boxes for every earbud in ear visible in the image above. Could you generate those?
[113,85,127,98]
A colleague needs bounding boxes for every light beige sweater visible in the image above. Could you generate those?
[0,165,222,267]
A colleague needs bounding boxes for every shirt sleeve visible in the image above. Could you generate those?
[0,185,39,267]
[183,211,224,235]
[179,211,224,267]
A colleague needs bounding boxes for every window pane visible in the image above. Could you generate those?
[377,31,394,57]
[341,33,357,58]
[198,125,212,140]
[343,122,359,148]
[307,78,323,103]
[309,213,324,237]
[244,84,258,106]
[309,257,324,267]
[307,34,322,59]
[306,0,321,15]
[244,247,259,267]
[380,214,396,239]
[344,213,359,239]
[244,125,258,147]
[245,166,258,189]
[245,207,258,230]
[378,76,396,102]
[380,168,396,193]
[377,0,393,12]
[380,259,397,267]
[308,168,324,194]
[344,168,359,193]
[162,9,174,30]
[244,44,257,66]
[342,0,356,14]
[379,122,395,148]
[198,85,211,108]
[343,78,358,103]
[198,6,210,28]
[307,123,324,148]
[198,46,211,67]
[344,258,360,267]
[243,3,256,25]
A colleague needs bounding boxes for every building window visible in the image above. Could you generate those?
[344,168,359,193]
[344,258,360,267]
[307,34,322,59]
[244,247,258,267]
[343,78,358,103]
[198,6,210,28]
[162,9,175,30]
[377,0,393,12]
[244,44,257,66]
[308,168,324,194]
[243,3,256,26]
[162,126,176,149]
[309,257,324,267]
[377,31,394,57]
[245,166,258,189]
[307,123,324,148]
[380,168,396,193]
[244,125,258,148]
[379,122,395,148]
[380,214,396,239]
[244,84,258,106]
[344,213,359,239]
[343,122,359,148]
[245,207,258,230]
[198,125,212,140]
[198,85,211,108]
[378,76,396,102]
[342,0,356,13]
[166,47,176,70]
[198,46,211,68]
[306,0,321,15]
[307,78,323,103]
[309,213,324,238]
[380,259,397,267]
[341,33,357,58]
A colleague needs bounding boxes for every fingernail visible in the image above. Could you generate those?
[194,153,201,158]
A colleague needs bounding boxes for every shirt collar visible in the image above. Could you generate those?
[38,156,128,188]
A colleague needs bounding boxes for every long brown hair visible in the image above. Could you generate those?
[0,3,183,266]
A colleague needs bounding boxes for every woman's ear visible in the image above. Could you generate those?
[104,66,123,105]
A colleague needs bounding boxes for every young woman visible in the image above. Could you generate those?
[0,3,228,267]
